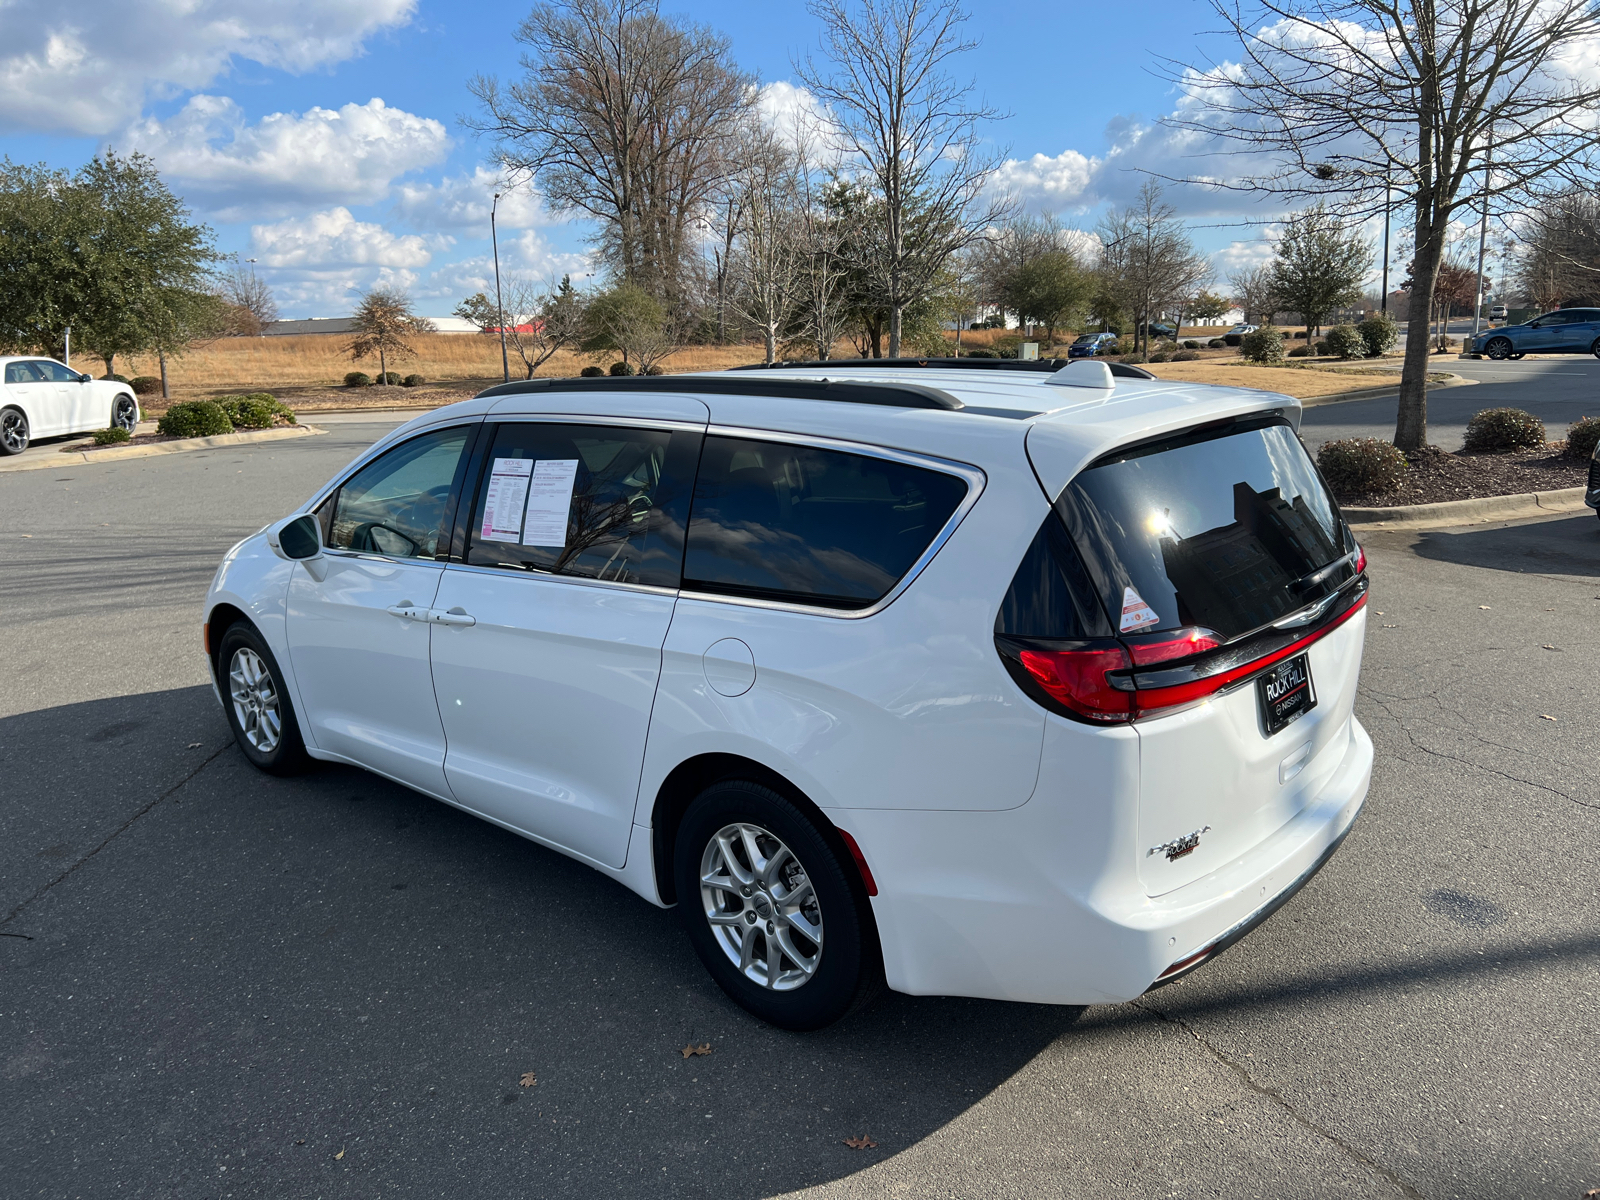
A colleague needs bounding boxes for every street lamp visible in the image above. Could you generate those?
[1380,178,1391,314]
[491,191,510,384]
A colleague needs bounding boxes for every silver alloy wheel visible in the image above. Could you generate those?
[229,647,283,753]
[112,396,138,431]
[0,409,26,454]
[700,822,823,991]
[1486,337,1512,360]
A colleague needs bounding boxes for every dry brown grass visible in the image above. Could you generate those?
[119,333,777,399]
[1140,360,1405,398]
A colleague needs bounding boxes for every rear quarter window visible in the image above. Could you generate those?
[683,435,969,610]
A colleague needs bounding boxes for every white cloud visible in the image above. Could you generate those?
[124,95,449,221]
[0,0,414,135]
[250,207,438,269]
[392,167,563,233]
[754,81,847,163]
[990,149,1099,209]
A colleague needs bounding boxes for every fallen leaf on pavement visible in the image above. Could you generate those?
[681,1043,712,1059]
[1542,645,1559,651]
[520,1071,537,1087]
[187,742,202,748]
[1382,624,1399,628]
[1478,605,1491,610]
[334,1146,345,1161]
[1539,715,1558,722]
[843,1135,878,1150]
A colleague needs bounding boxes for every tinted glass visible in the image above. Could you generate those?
[1057,420,1349,642]
[464,422,696,588]
[323,427,470,559]
[40,361,80,382]
[995,514,1113,639]
[684,436,969,609]
[5,361,48,383]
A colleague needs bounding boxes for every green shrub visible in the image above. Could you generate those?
[1241,326,1285,364]
[1565,416,1600,460]
[1120,352,1148,364]
[92,426,131,445]
[1287,345,1311,358]
[609,361,635,376]
[402,374,425,387]
[1358,312,1398,358]
[1148,350,1171,363]
[344,371,371,388]
[377,371,402,385]
[1182,340,1201,350]
[129,376,162,395]
[1324,324,1366,359]
[1463,407,1546,452]
[1172,349,1201,361]
[579,365,605,377]
[1095,340,1121,356]
[964,347,999,358]
[1293,329,1310,339]
[642,364,664,376]
[1318,438,1409,496]
[101,372,130,384]
[1223,333,1243,347]
[217,393,294,429]
[157,400,233,438]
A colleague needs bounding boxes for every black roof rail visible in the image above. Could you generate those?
[474,373,963,410]
[731,356,1158,381]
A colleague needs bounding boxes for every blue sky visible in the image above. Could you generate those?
[2,0,1286,318]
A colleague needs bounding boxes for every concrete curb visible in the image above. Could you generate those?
[1346,485,1589,531]
[1300,371,1475,407]
[0,423,326,473]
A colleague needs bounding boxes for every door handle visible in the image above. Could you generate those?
[432,606,476,627]
[386,603,430,622]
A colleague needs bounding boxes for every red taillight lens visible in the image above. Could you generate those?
[1124,627,1222,666]
[1355,544,1366,574]
[1018,645,1135,723]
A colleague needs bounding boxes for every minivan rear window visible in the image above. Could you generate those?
[684,436,969,610]
[1054,420,1350,642]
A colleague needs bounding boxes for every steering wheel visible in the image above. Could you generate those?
[349,522,420,557]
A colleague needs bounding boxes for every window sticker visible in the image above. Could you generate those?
[480,457,534,542]
[522,458,580,547]
[1119,585,1161,632]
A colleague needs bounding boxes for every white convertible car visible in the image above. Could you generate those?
[0,356,141,455]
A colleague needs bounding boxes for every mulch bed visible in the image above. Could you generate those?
[1332,445,1589,508]
[72,433,180,454]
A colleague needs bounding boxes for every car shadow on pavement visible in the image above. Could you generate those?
[0,687,1081,1198]
[1402,511,1600,577]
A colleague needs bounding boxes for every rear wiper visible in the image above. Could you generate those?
[1289,548,1359,592]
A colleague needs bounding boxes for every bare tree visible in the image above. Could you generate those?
[1514,191,1600,308]
[1097,182,1210,353]
[1228,263,1281,324]
[348,289,434,385]
[722,124,806,362]
[215,258,278,334]
[467,0,753,302]
[455,275,588,377]
[796,0,1013,357]
[1169,0,1600,449]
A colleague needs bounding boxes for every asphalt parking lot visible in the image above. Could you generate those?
[2,400,1598,1199]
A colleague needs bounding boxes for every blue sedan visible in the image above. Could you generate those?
[1471,308,1600,359]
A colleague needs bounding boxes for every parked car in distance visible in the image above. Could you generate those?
[1471,308,1600,359]
[1489,304,1508,321]
[1067,332,1119,358]
[1226,323,1259,336]
[0,357,140,455]
[205,360,1373,1030]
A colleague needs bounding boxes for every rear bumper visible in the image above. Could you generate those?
[835,717,1372,1006]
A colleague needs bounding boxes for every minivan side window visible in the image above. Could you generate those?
[683,435,969,610]
[463,422,699,588]
[316,426,471,559]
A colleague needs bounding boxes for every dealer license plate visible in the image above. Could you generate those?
[1258,653,1316,735]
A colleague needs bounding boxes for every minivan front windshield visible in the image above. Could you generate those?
[1056,419,1350,642]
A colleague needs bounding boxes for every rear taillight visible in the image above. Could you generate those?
[1017,644,1134,722]
[1004,593,1367,725]
[1355,544,1366,574]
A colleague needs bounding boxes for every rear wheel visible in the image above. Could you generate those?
[674,780,881,1030]
[112,394,138,431]
[1484,337,1513,360]
[0,406,28,455]
[218,622,309,776]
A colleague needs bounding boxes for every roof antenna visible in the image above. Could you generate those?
[1042,360,1115,390]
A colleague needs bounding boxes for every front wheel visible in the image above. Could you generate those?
[674,781,881,1030]
[1484,337,1513,360]
[0,406,28,455]
[112,394,138,432]
[217,622,309,776]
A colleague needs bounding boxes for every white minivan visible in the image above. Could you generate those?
[204,359,1372,1029]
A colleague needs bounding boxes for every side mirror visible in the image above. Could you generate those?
[266,513,323,562]
[78,373,93,384]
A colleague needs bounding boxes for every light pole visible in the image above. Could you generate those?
[1380,178,1391,314]
[1472,134,1492,338]
[491,192,510,384]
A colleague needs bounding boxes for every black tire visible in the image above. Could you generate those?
[1485,337,1513,360]
[0,406,28,455]
[216,622,310,776]
[112,394,138,431]
[674,780,882,1030]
